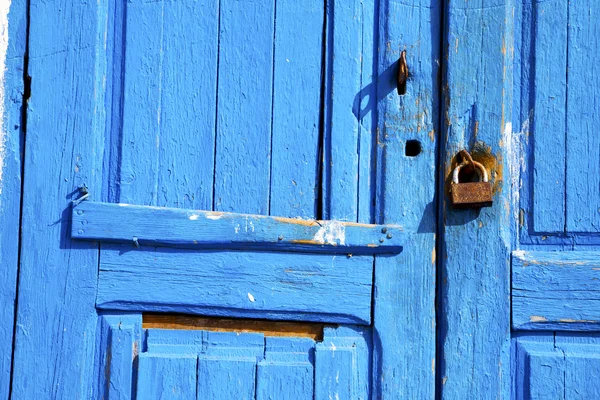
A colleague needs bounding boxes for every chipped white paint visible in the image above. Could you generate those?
[512,249,526,258]
[188,214,199,221]
[529,316,547,323]
[205,213,221,220]
[313,221,346,245]
[117,203,130,207]
[235,223,240,234]
[247,292,255,302]
[0,0,9,195]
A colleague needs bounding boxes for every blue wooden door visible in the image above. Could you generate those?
[438,1,600,399]
[10,0,600,398]
[8,0,440,398]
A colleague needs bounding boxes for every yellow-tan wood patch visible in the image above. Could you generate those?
[143,313,325,341]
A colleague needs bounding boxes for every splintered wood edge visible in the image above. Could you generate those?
[143,313,326,341]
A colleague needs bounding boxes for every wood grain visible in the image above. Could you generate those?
[512,251,600,331]
[143,314,324,341]
[439,0,513,398]
[0,0,26,397]
[97,244,374,325]
[72,201,404,254]
[372,0,440,397]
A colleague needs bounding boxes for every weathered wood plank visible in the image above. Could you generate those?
[514,340,565,400]
[256,337,314,399]
[269,0,323,219]
[372,0,440,397]
[94,314,142,400]
[213,0,275,214]
[155,0,219,210]
[197,357,257,399]
[566,0,600,233]
[322,0,363,222]
[11,0,105,396]
[315,326,371,399]
[512,251,600,331]
[119,0,164,205]
[136,354,197,399]
[514,336,600,399]
[97,244,374,324]
[116,0,219,208]
[439,0,513,398]
[531,0,567,233]
[0,0,26,396]
[71,201,404,254]
[556,334,600,398]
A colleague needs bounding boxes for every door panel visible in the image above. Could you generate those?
[15,0,441,396]
[514,335,600,400]
[96,314,371,399]
[512,0,600,398]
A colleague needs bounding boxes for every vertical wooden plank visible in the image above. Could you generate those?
[136,354,197,399]
[269,0,323,219]
[0,0,26,397]
[213,0,275,215]
[198,331,263,399]
[156,0,219,210]
[119,0,164,205]
[322,0,363,222]
[11,0,106,396]
[566,0,600,232]
[372,0,440,397]
[315,346,355,399]
[315,326,371,399]
[439,0,514,398]
[531,0,567,233]
[95,314,142,400]
[356,1,376,224]
[556,334,600,399]
[256,337,314,399]
[516,344,565,400]
[197,357,257,399]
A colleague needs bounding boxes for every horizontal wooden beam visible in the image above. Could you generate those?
[512,251,600,331]
[97,243,374,325]
[72,202,404,254]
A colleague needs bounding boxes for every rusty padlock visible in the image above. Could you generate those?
[450,158,493,208]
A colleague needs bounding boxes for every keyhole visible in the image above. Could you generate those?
[405,140,422,157]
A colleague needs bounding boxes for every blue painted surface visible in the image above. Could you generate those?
[372,0,440,397]
[71,201,404,254]
[96,323,370,398]
[0,1,26,398]
[438,0,514,398]
[513,251,600,331]
[7,0,600,397]
[97,244,375,324]
[511,0,600,398]
[513,335,600,399]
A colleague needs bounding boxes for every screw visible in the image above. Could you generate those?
[379,238,385,243]
[76,210,83,215]
[387,232,393,239]
[381,227,387,233]
[278,235,284,241]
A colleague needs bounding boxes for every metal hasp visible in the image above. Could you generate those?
[450,150,493,208]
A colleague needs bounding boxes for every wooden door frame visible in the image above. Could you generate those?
[6,0,517,398]
[0,0,27,398]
